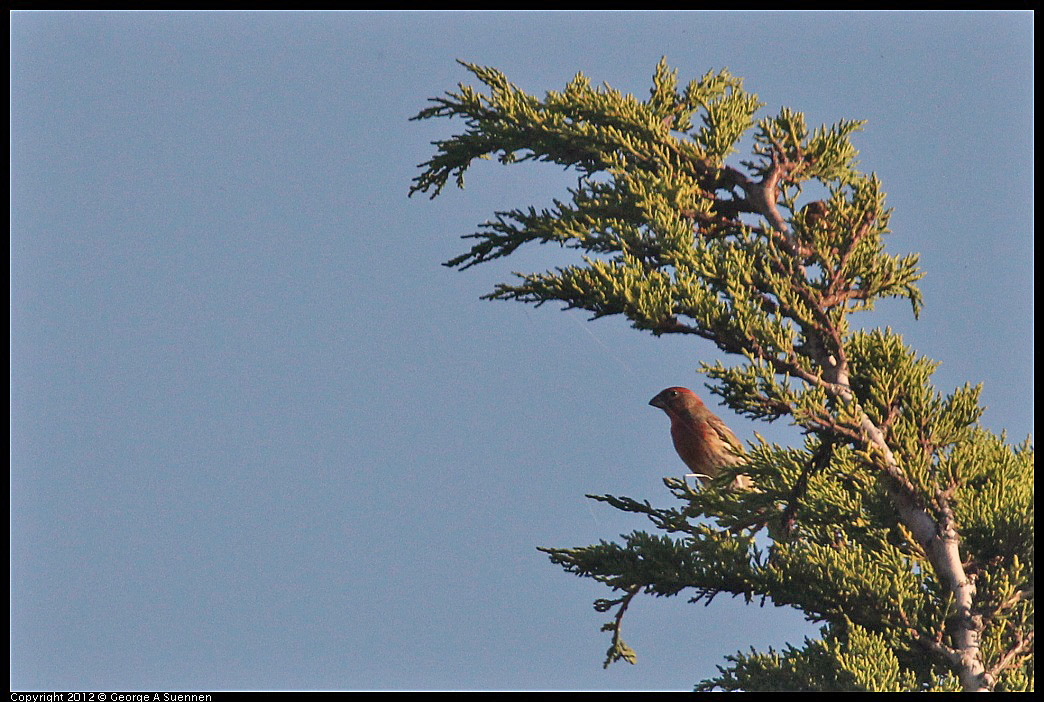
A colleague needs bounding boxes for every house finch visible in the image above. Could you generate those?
[649,387,752,490]
[800,199,829,228]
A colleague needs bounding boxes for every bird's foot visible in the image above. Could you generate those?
[683,473,712,489]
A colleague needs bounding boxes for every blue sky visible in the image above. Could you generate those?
[11,11,1032,692]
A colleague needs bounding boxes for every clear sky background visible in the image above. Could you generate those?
[11,11,1032,692]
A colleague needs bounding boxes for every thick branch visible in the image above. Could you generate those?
[826,363,988,691]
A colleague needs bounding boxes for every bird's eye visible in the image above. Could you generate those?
[669,390,677,397]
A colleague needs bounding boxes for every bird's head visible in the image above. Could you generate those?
[649,386,704,414]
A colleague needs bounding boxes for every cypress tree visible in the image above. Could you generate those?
[410,60,1033,692]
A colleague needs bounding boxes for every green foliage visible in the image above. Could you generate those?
[412,59,1033,691]
[696,622,955,692]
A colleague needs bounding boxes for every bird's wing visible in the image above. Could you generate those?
[707,414,746,462]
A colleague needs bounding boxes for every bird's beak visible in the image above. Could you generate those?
[649,395,666,409]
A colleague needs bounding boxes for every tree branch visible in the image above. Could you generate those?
[984,629,1033,689]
